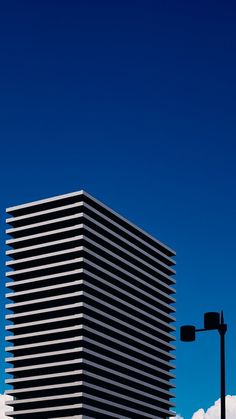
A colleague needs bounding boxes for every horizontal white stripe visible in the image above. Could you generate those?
[6,201,83,224]
[6,268,83,288]
[6,302,83,320]
[6,324,83,341]
[6,290,83,309]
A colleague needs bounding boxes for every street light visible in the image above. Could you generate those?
[180,311,227,419]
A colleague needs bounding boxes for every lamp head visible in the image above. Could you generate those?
[180,325,196,342]
[204,312,220,330]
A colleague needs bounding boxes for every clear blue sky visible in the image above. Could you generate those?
[0,1,236,417]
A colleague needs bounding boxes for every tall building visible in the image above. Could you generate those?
[5,190,176,418]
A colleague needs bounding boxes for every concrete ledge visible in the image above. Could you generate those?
[6,302,83,320]
[5,368,83,384]
[6,335,83,353]
[6,224,83,246]
[6,202,84,224]
[6,258,83,277]
[6,268,83,289]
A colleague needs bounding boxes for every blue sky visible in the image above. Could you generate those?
[0,1,236,417]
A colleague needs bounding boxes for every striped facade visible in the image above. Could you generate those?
[5,191,176,418]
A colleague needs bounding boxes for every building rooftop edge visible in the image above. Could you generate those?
[6,189,176,256]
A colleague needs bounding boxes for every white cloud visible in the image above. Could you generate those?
[192,396,236,419]
[0,394,13,419]
[170,395,236,419]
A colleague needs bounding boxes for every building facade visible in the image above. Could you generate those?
[5,191,176,418]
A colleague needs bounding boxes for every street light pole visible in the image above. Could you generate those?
[180,311,227,419]
[219,311,227,419]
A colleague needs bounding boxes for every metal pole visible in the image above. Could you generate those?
[181,311,228,419]
[219,311,227,419]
